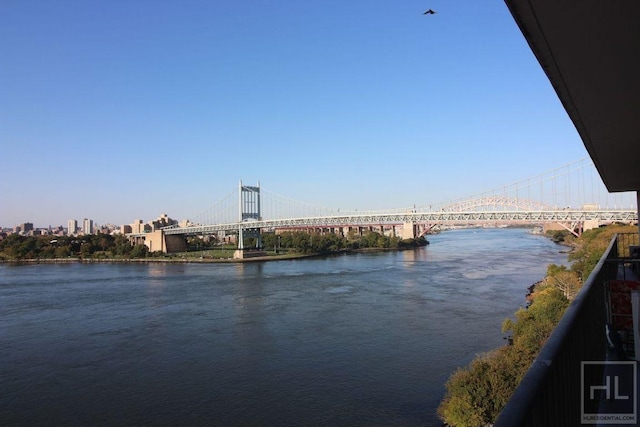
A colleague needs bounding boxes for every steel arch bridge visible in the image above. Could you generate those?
[440,196,554,212]
[132,203,637,255]
[160,208,637,236]
[157,192,635,237]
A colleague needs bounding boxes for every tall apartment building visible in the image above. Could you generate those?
[82,218,94,235]
[68,219,77,236]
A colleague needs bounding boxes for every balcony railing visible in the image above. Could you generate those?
[616,232,640,258]
[494,233,637,426]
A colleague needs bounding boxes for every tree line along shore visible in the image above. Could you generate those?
[0,230,428,263]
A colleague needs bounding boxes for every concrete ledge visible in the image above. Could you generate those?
[233,250,268,259]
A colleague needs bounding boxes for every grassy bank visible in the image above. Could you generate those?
[437,224,637,426]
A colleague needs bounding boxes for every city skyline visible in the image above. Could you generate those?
[5,218,113,235]
[0,1,623,228]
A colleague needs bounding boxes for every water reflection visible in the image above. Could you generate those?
[401,247,432,268]
[233,261,265,278]
[147,263,170,284]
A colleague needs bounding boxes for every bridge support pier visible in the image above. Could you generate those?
[583,219,599,232]
[401,221,417,239]
[544,220,600,238]
[139,230,186,254]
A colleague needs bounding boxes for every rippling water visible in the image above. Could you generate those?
[0,228,568,426]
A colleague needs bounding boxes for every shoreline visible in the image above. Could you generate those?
[0,253,321,265]
[0,245,427,265]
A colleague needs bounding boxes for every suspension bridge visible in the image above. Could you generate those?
[127,159,638,256]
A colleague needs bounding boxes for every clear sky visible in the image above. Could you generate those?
[1,0,596,228]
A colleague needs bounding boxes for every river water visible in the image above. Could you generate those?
[0,228,568,426]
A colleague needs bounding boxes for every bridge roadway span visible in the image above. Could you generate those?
[160,209,638,235]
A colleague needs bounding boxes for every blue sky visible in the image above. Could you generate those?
[1,1,597,228]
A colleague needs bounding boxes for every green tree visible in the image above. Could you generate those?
[98,235,114,251]
[502,286,569,358]
[16,238,40,259]
[439,285,569,426]
[292,232,311,253]
[130,244,148,258]
[112,234,133,257]
[438,347,521,427]
[80,242,94,257]
[55,246,71,258]
[569,224,636,279]
[544,265,581,300]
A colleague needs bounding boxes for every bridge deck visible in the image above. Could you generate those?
[157,209,637,235]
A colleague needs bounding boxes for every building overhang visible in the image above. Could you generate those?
[504,0,640,192]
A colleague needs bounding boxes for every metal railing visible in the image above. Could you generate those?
[616,232,639,258]
[494,234,625,426]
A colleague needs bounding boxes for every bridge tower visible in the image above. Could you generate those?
[236,181,263,256]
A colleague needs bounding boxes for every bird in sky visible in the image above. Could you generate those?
[423,9,436,14]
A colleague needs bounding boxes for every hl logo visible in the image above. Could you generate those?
[581,361,637,424]
[590,375,630,401]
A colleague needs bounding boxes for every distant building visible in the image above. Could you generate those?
[149,213,177,231]
[14,222,33,235]
[127,215,176,235]
[100,224,120,234]
[131,219,145,234]
[96,225,110,234]
[68,219,78,236]
[82,218,94,235]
